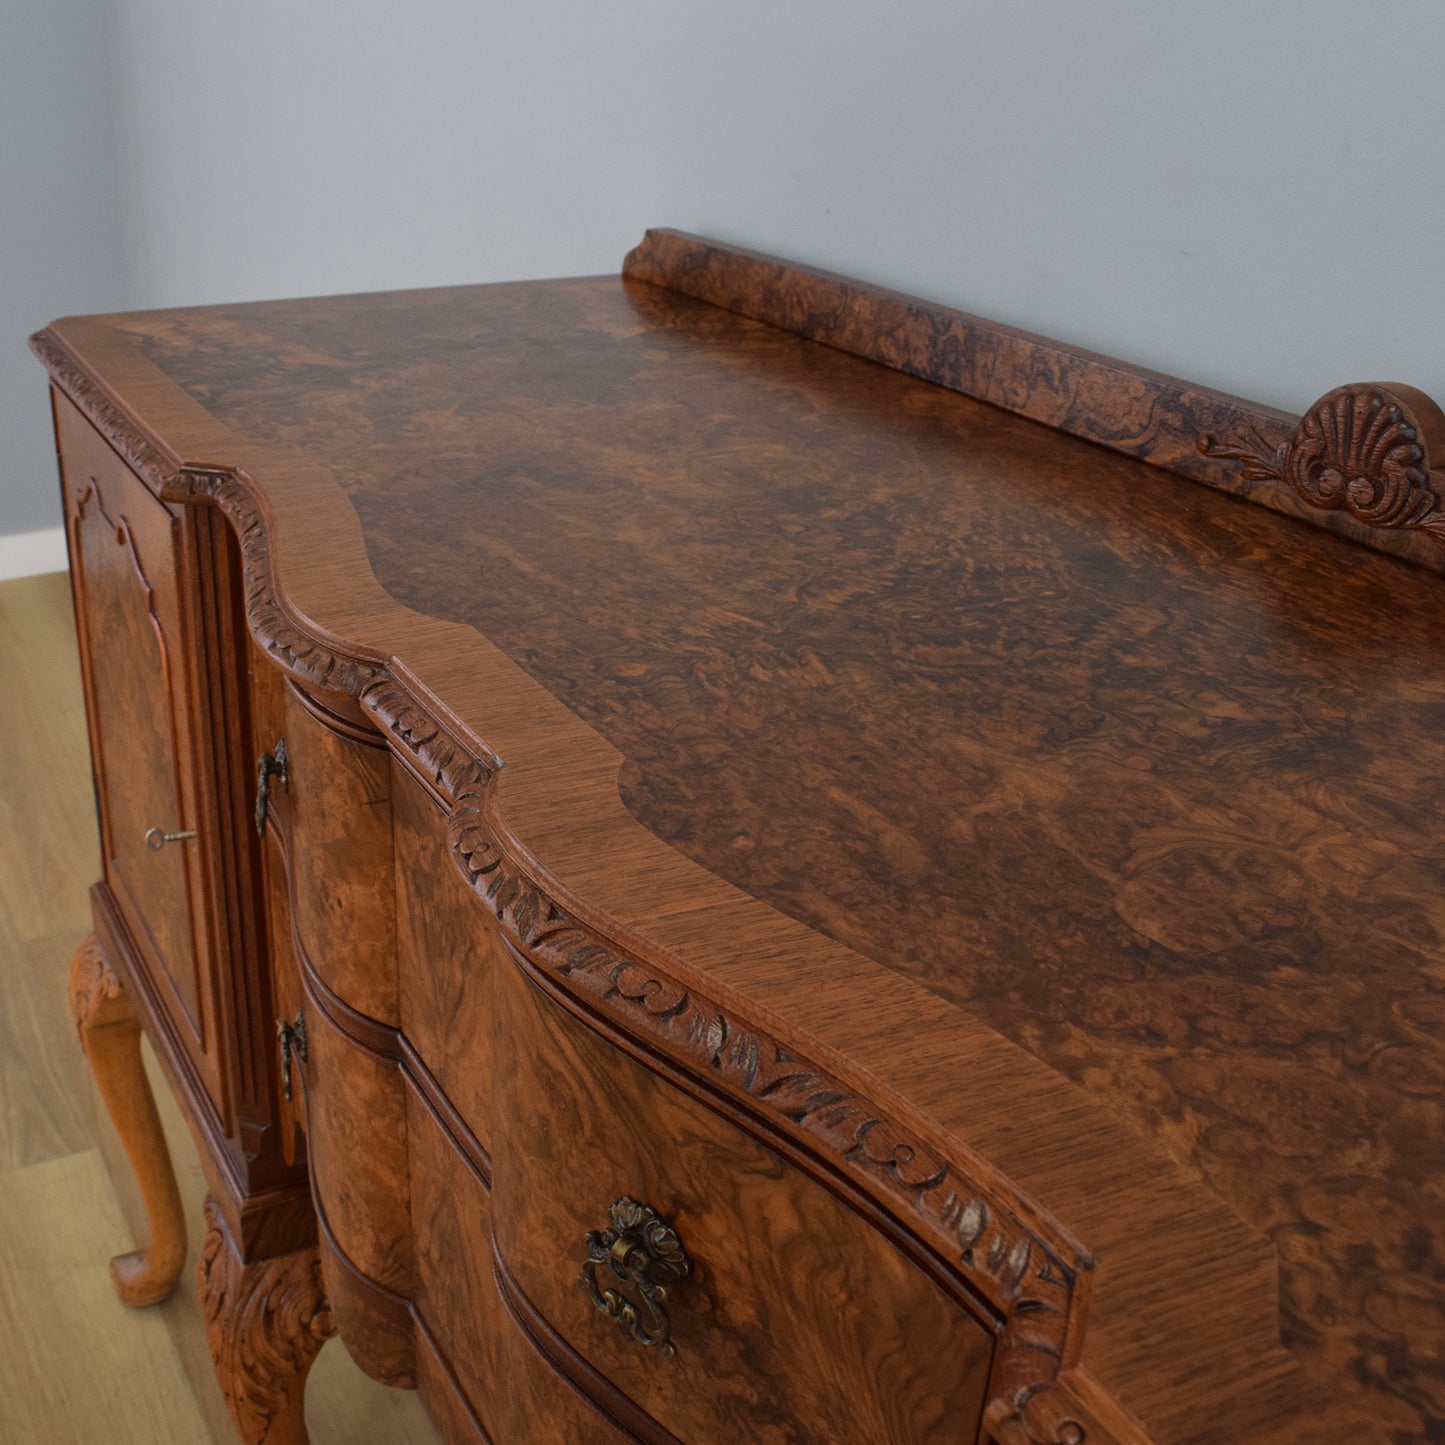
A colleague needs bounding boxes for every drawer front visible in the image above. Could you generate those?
[56,392,222,1102]
[283,680,399,1023]
[492,955,995,1444]
[295,982,415,1383]
[407,1086,634,1444]
[395,762,499,1159]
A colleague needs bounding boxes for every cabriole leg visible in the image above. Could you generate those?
[68,932,186,1305]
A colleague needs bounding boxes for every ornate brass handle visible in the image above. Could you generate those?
[144,826,196,850]
[276,1011,307,1102]
[255,738,289,837]
[578,1198,690,1354]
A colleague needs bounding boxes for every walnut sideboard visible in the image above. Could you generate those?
[33,231,1445,1445]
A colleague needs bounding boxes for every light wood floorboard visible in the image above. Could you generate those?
[0,572,438,1443]
[0,1148,210,1445]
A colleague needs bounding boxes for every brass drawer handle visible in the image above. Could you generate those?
[579,1198,690,1354]
[144,826,196,850]
[276,1010,307,1102]
[255,738,289,837]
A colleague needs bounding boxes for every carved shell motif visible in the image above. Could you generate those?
[1200,384,1445,544]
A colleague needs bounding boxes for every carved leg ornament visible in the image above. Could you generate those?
[198,1197,334,1445]
[68,933,186,1305]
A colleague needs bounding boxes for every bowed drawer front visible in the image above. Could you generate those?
[47,233,1430,1445]
[490,953,997,1444]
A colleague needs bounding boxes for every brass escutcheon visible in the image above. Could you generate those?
[579,1197,690,1354]
[255,738,289,837]
[276,1010,307,1103]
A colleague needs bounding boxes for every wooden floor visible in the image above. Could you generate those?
[0,571,438,1444]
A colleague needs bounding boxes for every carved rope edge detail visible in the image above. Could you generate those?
[26,331,383,695]
[37,361,1107,1439]
[205,457,1104,1442]
[176,468,388,697]
[446,773,1099,1441]
[1200,383,1445,544]
[30,329,180,491]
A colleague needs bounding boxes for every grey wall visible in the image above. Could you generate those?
[3,0,128,536]
[7,1,1445,537]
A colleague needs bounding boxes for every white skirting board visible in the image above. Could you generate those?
[0,527,67,582]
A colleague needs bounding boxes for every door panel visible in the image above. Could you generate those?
[56,393,222,1108]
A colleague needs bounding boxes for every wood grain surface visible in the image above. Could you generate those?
[283,681,399,1025]
[90,259,1445,1438]
[492,953,997,1445]
[68,933,187,1306]
[59,397,212,1052]
[0,573,438,1443]
[298,966,414,1301]
[31,235,1445,1442]
[404,1082,513,1442]
[54,387,313,1251]
[624,230,1445,572]
[394,763,500,1162]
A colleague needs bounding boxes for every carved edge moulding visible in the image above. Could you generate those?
[184,456,1113,1445]
[32,327,180,492]
[32,324,1122,1445]
[36,231,1445,1444]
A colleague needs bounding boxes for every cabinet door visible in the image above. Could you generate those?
[57,393,224,1114]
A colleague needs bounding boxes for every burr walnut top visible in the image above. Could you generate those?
[90,262,1445,1439]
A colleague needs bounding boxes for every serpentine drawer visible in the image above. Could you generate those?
[44,231,1445,1445]
[490,950,998,1444]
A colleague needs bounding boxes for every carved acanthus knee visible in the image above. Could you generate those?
[69,931,130,1035]
[197,1197,334,1445]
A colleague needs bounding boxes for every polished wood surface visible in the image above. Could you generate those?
[493,954,997,1444]
[284,679,400,1026]
[406,1076,627,1444]
[626,231,1445,571]
[0,572,437,1443]
[54,384,312,1266]
[394,764,500,1159]
[68,933,187,1305]
[198,1194,333,1445]
[79,245,1443,1436]
[30,234,1445,1442]
[59,398,215,1076]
